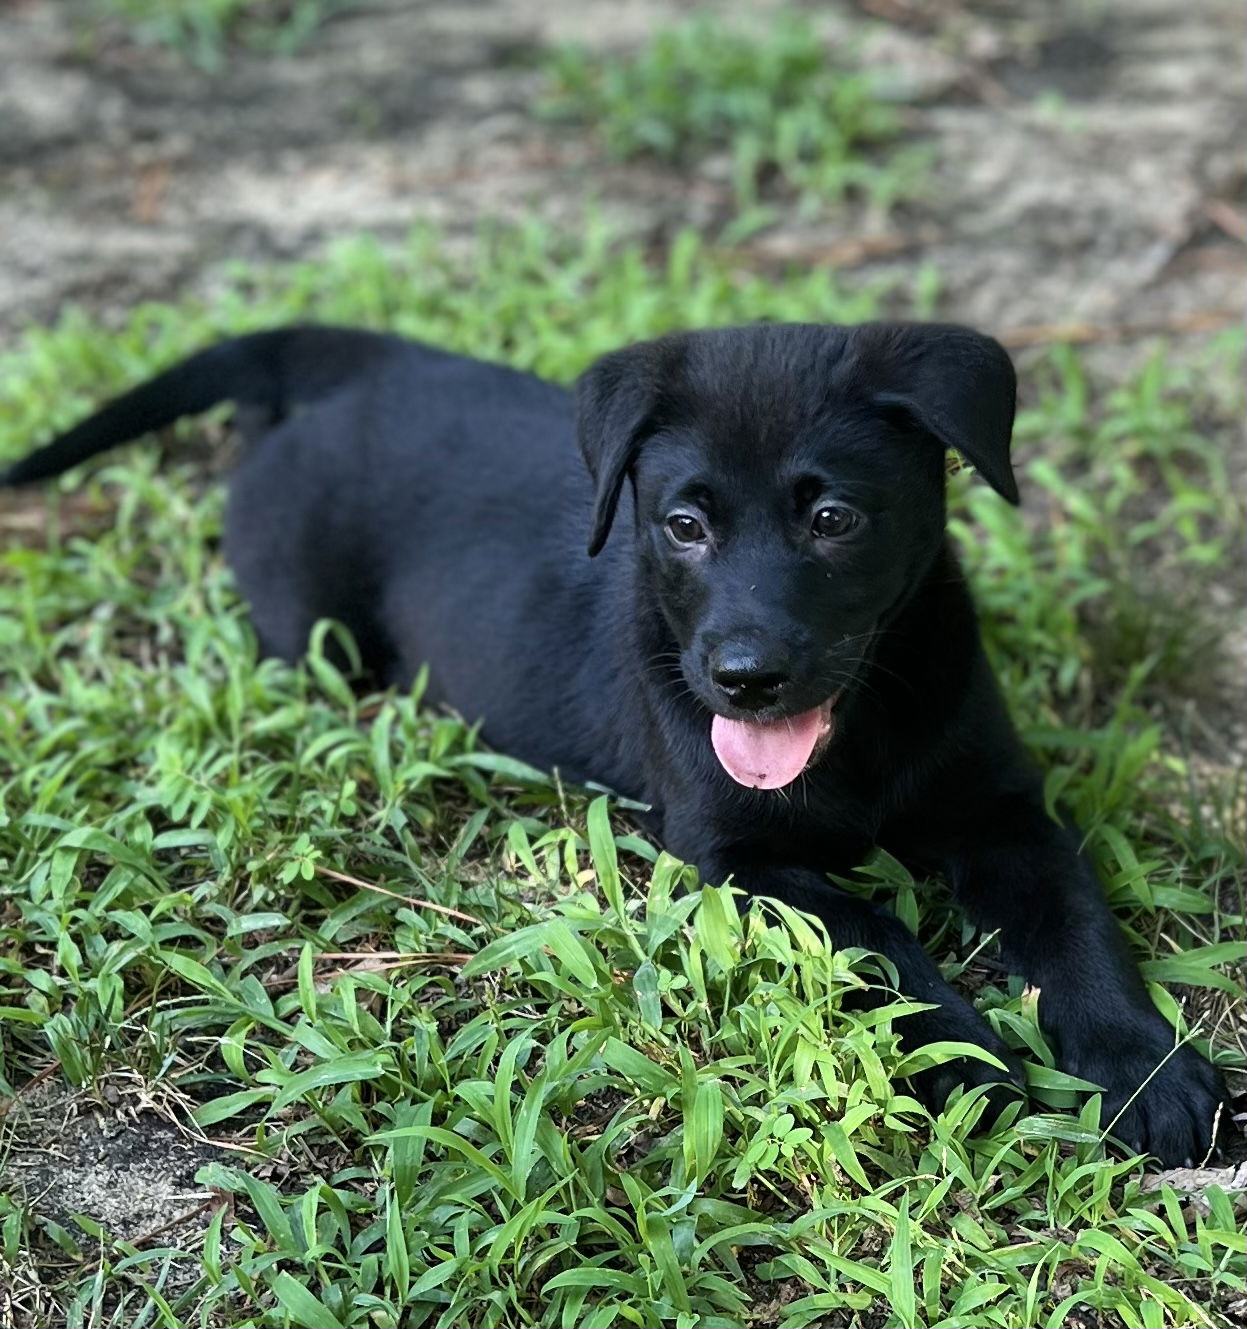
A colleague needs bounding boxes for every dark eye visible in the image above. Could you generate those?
[666,513,708,545]
[811,505,860,539]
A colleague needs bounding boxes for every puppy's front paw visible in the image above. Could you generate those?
[904,1010,1027,1126]
[1073,1035,1227,1167]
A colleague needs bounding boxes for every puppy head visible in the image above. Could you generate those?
[576,322,1017,789]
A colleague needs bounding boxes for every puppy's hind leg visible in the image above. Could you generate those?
[233,400,287,446]
[221,384,402,682]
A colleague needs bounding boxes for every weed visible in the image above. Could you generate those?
[83,0,350,71]
[964,335,1245,716]
[539,14,925,224]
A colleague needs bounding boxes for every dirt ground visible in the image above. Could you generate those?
[2,1079,224,1257]
[1,0,1244,1306]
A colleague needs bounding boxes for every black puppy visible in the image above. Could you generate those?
[4,322,1225,1164]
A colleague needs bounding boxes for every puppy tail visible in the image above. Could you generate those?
[0,325,397,487]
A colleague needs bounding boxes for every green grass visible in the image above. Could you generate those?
[539,13,926,231]
[0,223,1244,1327]
[81,0,350,71]
[0,221,881,451]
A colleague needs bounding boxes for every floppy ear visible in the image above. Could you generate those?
[576,336,683,556]
[861,323,1019,504]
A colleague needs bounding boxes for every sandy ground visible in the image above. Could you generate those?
[1,0,1244,1310]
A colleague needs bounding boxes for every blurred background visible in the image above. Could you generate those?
[2,0,1243,347]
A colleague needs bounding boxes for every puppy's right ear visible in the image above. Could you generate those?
[576,338,681,557]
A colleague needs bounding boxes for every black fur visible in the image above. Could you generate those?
[4,321,1225,1165]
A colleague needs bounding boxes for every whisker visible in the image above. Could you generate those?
[824,669,885,707]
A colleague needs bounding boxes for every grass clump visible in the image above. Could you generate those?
[82,0,350,71]
[0,224,1243,1326]
[963,333,1245,717]
[0,220,881,450]
[540,13,923,224]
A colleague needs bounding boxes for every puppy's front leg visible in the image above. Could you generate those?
[668,830,1024,1114]
[942,796,1227,1165]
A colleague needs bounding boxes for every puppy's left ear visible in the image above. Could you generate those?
[576,336,683,556]
[862,323,1019,504]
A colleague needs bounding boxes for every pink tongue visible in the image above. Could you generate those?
[711,705,831,790]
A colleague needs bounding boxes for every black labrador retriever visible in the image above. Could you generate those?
[3,322,1225,1165]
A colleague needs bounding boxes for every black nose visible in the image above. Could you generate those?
[709,643,791,710]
